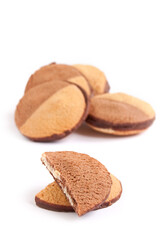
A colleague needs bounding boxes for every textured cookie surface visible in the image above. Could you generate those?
[73,64,110,95]
[15,80,88,141]
[25,63,91,97]
[86,93,155,135]
[35,174,122,212]
[41,151,112,216]
[98,174,122,208]
[35,182,73,212]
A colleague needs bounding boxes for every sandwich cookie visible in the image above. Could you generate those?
[86,93,155,135]
[73,64,110,95]
[41,151,112,216]
[35,174,122,212]
[15,80,89,141]
[25,63,91,97]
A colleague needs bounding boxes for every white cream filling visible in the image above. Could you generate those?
[58,183,74,206]
[41,154,74,207]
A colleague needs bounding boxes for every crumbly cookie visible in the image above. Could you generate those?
[41,151,112,216]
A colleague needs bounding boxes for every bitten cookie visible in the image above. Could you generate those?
[41,151,112,216]
[15,80,89,141]
[25,63,91,97]
[35,174,122,212]
[73,64,110,95]
[86,92,155,135]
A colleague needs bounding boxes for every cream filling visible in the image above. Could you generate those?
[58,183,74,207]
[41,154,74,206]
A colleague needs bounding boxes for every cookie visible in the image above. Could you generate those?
[35,174,122,212]
[15,80,89,141]
[25,63,91,97]
[86,93,155,135]
[73,64,110,95]
[41,151,112,216]
[35,182,73,212]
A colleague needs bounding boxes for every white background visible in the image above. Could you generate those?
[0,1,160,240]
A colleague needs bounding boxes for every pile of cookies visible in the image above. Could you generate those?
[35,151,122,216]
[15,62,155,141]
[14,62,156,216]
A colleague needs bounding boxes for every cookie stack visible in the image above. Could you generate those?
[35,151,122,216]
[15,62,155,140]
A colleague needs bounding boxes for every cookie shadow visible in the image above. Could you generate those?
[75,123,118,139]
[75,122,141,139]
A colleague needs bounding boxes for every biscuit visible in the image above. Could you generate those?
[86,93,155,135]
[35,182,73,212]
[73,64,110,95]
[25,63,91,97]
[15,80,89,141]
[41,151,112,216]
[35,174,122,212]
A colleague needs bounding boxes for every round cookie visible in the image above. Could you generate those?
[73,64,110,95]
[15,80,89,141]
[86,93,155,135]
[25,63,91,97]
[35,174,122,212]
[41,151,112,216]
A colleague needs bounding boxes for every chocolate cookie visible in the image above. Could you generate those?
[73,64,110,95]
[35,174,122,212]
[86,93,155,135]
[25,63,91,97]
[15,80,89,141]
[41,151,112,216]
